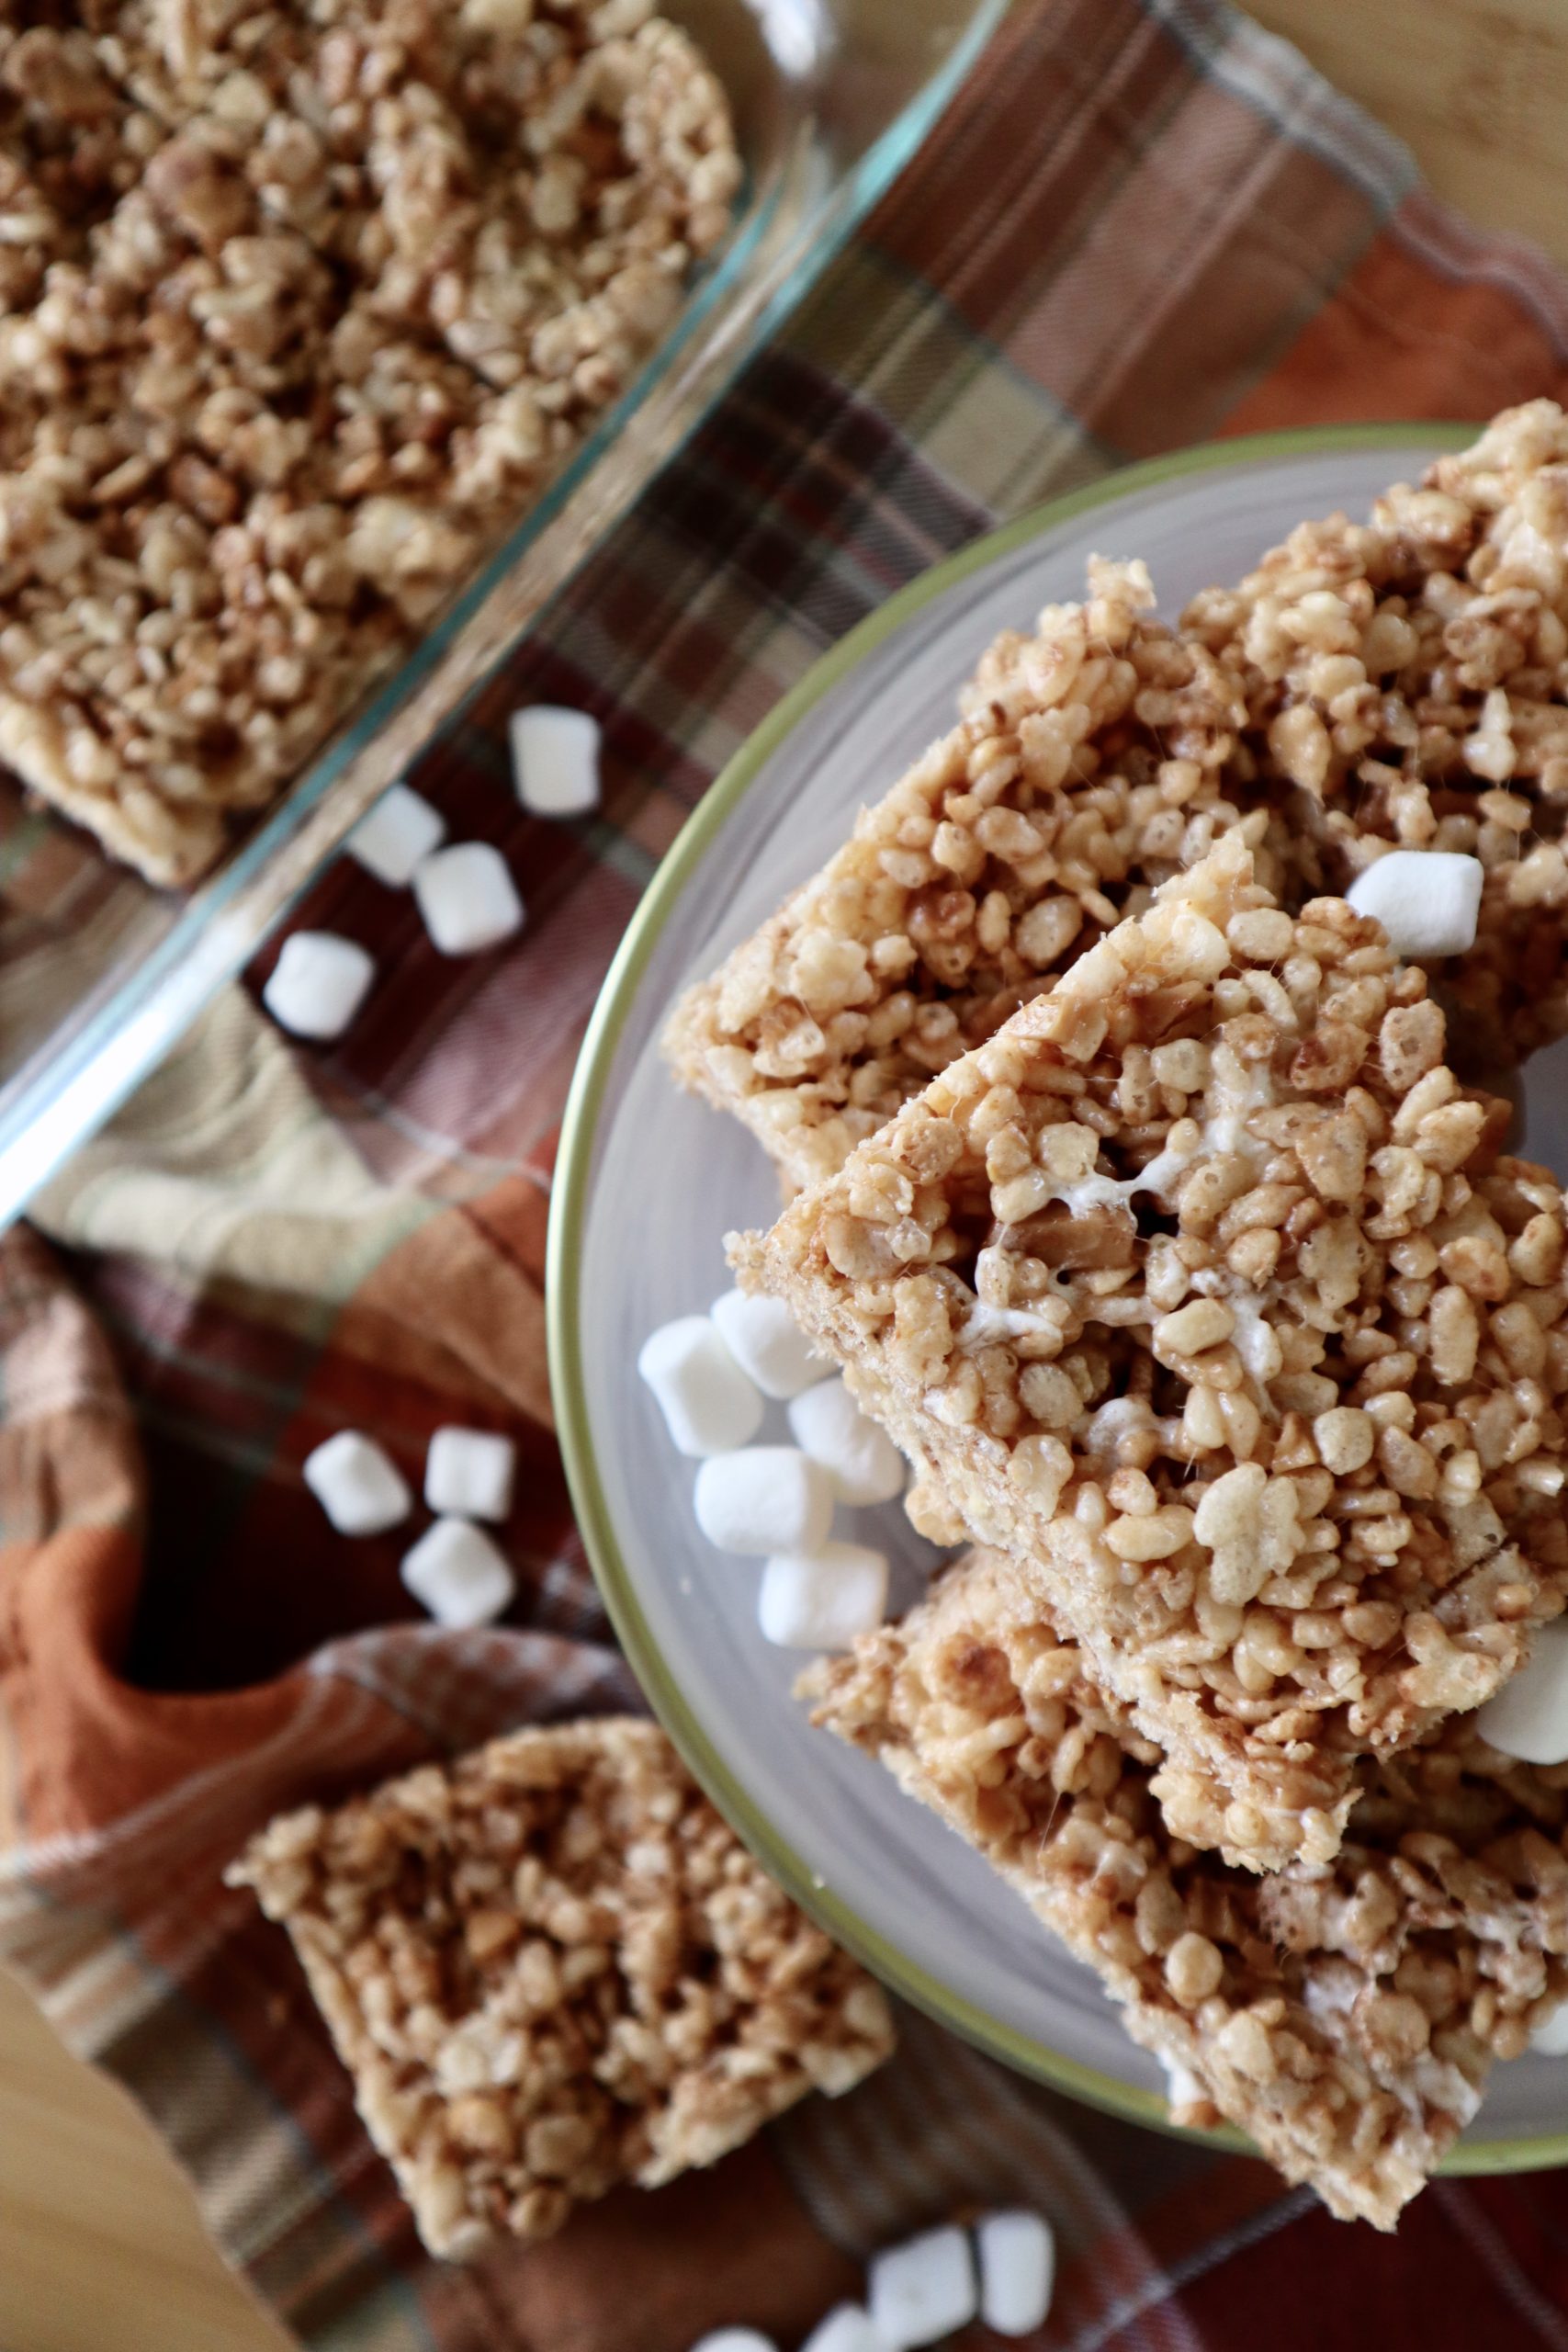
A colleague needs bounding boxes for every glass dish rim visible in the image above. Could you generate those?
[0,0,1010,1229]
[546,417,1568,2177]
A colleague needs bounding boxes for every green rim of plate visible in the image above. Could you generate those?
[548,421,1566,2175]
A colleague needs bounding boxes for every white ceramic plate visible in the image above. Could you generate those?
[550,426,1568,2170]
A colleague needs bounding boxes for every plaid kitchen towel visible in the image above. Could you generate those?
[7,0,1568,2346]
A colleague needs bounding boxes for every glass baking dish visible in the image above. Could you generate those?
[0,0,1005,1226]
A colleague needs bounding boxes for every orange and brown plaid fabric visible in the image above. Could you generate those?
[6,2,1568,2346]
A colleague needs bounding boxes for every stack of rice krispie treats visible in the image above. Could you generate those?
[665,403,1568,2226]
[0,0,738,883]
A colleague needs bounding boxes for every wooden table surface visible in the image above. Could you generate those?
[3,8,1564,2348]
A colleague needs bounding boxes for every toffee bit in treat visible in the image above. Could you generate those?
[1182,399,1568,1069]
[228,1718,893,2259]
[736,835,1568,1873]
[663,560,1272,1193]
[805,1551,1568,2232]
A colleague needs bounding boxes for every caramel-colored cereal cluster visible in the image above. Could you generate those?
[805,1549,1568,2230]
[228,1717,893,2259]
[736,838,1568,1871]
[664,560,1277,1193]
[1184,400,1568,1067]
[0,0,739,883]
[667,413,1568,1193]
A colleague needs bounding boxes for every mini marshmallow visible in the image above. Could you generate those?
[801,2309,893,2352]
[511,705,602,819]
[759,1542,889,1650]
[1347,850,1483,959]
[788,1377,905,1506]
[412,842,525,955]
[262,931,375,1040]
[347,782,446,887]
[976,2210,1055,2338]
[424,1427,516,1522]
[400,1517,515,1627]
[302,1430,412,1535]
[710,1289,823,1399]
[1530,2004,1568,2056]
[868,2226,976,2349]
[693,1447,833,1556]
[1475,1620,1568,1765]
[686,2335,777,2352]
[638,1317,764,1457]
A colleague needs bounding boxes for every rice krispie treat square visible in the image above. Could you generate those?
[806,1549,1568,2230]
[734,834,1568,1872]
[664,560,1273,1193]
[0,0,738,883]
[228,1717,894,2260]
[1183,399,1568,1068]
[0,148,553,877]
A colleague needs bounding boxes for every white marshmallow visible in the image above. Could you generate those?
[638,1317,764,1457]
[801,2308,893,2352]
[302,1430,412,1535]
[511,705,602,819]
[868,2226,976,2349]
[424,1427,516,1522]
[262,931,375,1040]
[710,1289,823,1399]
[412,842,525,955]
[400,1517,515,1626]
[694,1447,833,1556]
[976,2210,1055,2337]
[686,2335,777,2352]
[1475,1620,1568,1765]
[1161,2056,1207,2114]
[347,783,446,887]
[788,1378,904,1506]
[1530,2004,1568,2055]
[1347,850,1483,958]
[759,1542,889,1650]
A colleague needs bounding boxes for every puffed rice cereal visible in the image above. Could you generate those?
[664,559,1276,1193]
[228,1716,894,2258]
[806,1548,1568,2230]
[1183,399,1568,1069]
[734,835,1568,1872]
[0,0,739,882]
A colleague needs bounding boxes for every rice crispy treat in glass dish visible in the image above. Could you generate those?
[228,1716,894,2260]
[94,0,739,397]
[663,558,1277,1194]
[733,835,1568,1874]
[1182,399,1568,1069]
[0,0,738,884]
[0,128,640,880]
[805,1548,1568,2230]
